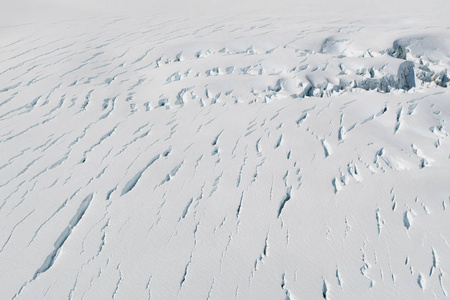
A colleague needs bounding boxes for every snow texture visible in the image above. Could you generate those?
[1,0,450,299]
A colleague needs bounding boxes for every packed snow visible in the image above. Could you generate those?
[1,0,450,299]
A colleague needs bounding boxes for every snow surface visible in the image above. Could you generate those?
[1,0,450,299]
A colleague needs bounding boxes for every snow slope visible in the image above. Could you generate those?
[1,1,450,299]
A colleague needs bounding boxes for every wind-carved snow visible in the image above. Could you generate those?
[0,3,450,300]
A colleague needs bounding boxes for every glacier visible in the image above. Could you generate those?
[1,0,450,299]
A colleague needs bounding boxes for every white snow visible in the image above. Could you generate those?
[1,0,450,299]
